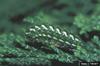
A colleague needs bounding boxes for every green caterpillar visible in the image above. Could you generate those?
[25,25,81,50]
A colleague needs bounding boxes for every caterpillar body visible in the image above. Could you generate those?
[25,25,81,51]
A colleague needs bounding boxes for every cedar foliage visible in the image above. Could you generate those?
[0,0,100,66]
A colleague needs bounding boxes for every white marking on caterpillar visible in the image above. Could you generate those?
[49,26,55,31]
[47,35,52,38]
[62,31,68,37]
[25,32,30,35]
[56,28,61,34]
[75,38,79,41]
[42,34,46,36]
[38,34,42,36]
[59,39,64,42]
[72,44,76,47]
[35,35,38,37]
[65,41,70,45]
[35,26,41,30]
[53,37,58,40]
[41,25,48,30]
[69,34,75,40]
[29,28,36,32]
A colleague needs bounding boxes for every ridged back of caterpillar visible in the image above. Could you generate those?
[26,25,81,48]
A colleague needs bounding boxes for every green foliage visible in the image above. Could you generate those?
[92,36,100,47]
[0,0,100,66]
[24,11,58,25]
[0,32,78,66]
[74,14,100,34]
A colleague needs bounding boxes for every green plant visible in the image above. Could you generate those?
[0,0,100,66]
[74,14,100,34]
